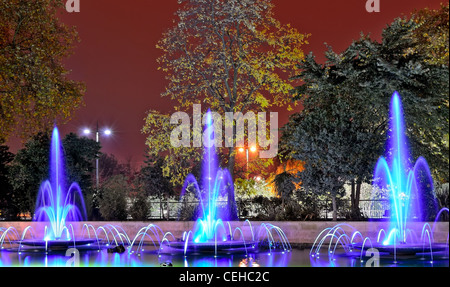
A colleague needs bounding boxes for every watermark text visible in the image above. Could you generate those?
[170,104,278,159]
[366,0,381,13]
[66,0,80,13]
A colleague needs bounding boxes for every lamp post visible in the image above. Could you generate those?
[83,122,112,191]
[238,146,257,179]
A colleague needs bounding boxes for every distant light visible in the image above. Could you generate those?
[255,176,262,181]
[83,128,91,135]
[104,129,112,136]
[250,146,257,152]
[238,147,245,153]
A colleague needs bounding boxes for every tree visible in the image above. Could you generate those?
[129,190,149,221]
[146,0,308,179]
[142,111,201,188]
[271,171,295,207]
[0,0,85,142]
[7,131,101,219]
[128,176,150,221]
[409,3,449,66]
[98,153,121,180]
[0,143,14,219]
[98,174,129,221]
[7,132,50,219]
[377,18,449,183]
[282,15,448,220]
[281,108,354,221]
[62,133,100,192]
[138,153,174,220]
[234,178,272,199]
[62,132,101,219]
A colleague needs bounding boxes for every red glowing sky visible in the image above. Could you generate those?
[47,0,447,167]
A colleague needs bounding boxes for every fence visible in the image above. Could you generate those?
[143,198,391,220]
[315,199,390,220]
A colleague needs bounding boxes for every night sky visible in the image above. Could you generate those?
[51,0,446,168]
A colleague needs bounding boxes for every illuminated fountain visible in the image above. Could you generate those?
[2,126,97,250]
[311,92,449,264]
[156,110,291,256]
[368,91,443,252]
[186,109,238,244]
[1,118,290,266]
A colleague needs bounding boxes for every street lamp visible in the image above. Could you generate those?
[238,145,257,179]
[82,122,112,190]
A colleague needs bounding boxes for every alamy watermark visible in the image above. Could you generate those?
[366,0,381,13]
[170,104,279,159]
[365,248,380,267]
[65,0,80,13]
[65,248,80,267]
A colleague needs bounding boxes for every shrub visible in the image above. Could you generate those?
[98,175,128,221]
[129,192,149,221]
[177,192,199,221]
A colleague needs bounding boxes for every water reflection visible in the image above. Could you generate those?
[0,247,447,267]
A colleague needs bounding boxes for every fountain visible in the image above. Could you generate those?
[311,92,449,264]
[156,109,291,256]
[364,91,444,253]
[182,109,239,245]
[11,126,97,249]
[1,116,291,266]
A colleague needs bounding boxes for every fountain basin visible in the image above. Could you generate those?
[351,242,449,255]
[17,238,99,248]
[162,240,259,253]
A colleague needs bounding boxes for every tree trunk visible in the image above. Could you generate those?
[332,194,337,221]
[226,117,237,176]
[350,179,362,219]
[159,196,164,220]
[355,180,362,217]
[227,150,236,177]
[351,180,355,212]
[167,196,170,221]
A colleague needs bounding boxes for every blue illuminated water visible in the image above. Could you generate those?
[180,110,238,244]
[3,95,445,268]
[33,126,87,240]
[373,92,437,245]
[1,115,291,264]
[310,92,448,264]
[0,247,447,267]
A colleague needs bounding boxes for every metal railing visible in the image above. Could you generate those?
[143,198,391,221]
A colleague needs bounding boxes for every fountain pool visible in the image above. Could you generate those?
[1,244,448,267]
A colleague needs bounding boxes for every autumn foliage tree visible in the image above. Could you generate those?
[0,0,85,142]
[142,110,201,188]
[410,3,449,66]
[144,0,308,185]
